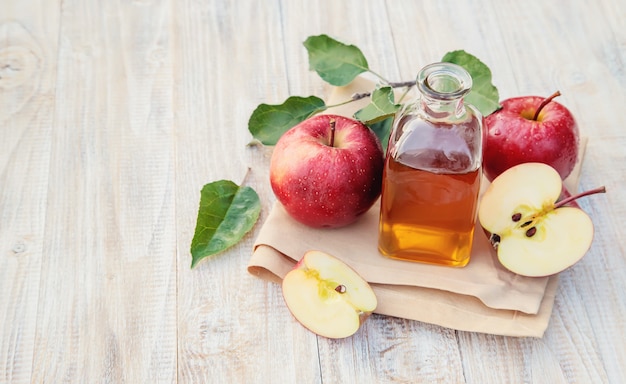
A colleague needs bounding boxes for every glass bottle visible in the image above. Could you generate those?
[378,62,483,267]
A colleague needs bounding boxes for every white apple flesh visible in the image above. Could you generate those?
[282,250,377,339]
[478,162,603,277]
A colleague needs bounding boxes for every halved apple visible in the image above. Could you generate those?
[282,250,377,339]
[478,162,605,277]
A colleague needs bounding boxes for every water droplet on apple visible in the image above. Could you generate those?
[493,129,501,136]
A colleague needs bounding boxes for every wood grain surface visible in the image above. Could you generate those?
[1,0,624,383]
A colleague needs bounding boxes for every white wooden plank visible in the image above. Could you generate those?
[29,0,177,382]
[0,1,59,382]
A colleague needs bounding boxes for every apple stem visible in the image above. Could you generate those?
[329,118,336,147]
[532,91,561,121]
[554,186,607,209]
[335,285,346,294]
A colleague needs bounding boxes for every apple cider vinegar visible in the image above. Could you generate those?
[378,63,483,267]
[378,153,481,266]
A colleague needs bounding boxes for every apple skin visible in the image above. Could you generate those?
[270,114,384,228]
[483,96,579,182]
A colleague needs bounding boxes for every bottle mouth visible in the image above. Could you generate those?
[416,63,472,100]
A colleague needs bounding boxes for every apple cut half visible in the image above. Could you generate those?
[478,162,604,277]
[282,250,377,339]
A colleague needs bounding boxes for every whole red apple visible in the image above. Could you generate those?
[270,114,384,228]
[483,91,579,182]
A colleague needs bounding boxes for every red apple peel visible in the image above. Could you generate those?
[269,114,384,228]
[483,92,579,182]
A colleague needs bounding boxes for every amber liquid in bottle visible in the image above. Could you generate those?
[378,118,482,267]
[378,62,483,267]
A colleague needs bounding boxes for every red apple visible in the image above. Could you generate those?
[270,114,384,228]
[483,91,579,182]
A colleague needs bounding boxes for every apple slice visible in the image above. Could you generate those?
[478,162,605,277]
[282,250,377,339]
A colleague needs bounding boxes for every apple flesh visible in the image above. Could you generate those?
[484,92,579,182]
[270,114,384,228]
[282,250,377,339]
[478,162,604,277]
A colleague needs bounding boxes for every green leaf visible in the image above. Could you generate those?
[303,34,369,86]
[441,50,500,116]
[354,86,400,125]
[366,117,393,153]
[190,180,261,268]
[248,96,326,145]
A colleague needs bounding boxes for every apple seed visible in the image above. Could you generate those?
[525,227,537,237]
[511,213,522,222]
[335,284,347,294]
[489,233,501,249]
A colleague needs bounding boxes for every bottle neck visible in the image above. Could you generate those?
[416,63,472,121]
[420,95,466,120]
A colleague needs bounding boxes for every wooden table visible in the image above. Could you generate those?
[2,0,625,382]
